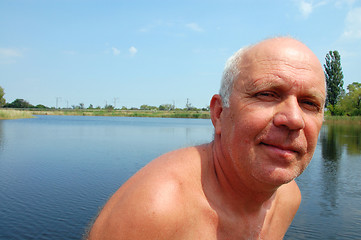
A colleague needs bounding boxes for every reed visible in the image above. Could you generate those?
[324,115,361,125]
[0,109,34,119]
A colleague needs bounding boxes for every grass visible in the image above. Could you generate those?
[0,109,34,119]
[29,109,211,119]
[324,115,361,125]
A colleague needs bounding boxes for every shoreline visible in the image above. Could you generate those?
[0,109,211,120]
[1,109,361,124]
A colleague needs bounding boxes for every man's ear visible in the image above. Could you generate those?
[210,94,223,135]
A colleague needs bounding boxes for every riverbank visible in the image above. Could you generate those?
[2,108,361,123]
[0,109,34,119]
[4,108,211,119]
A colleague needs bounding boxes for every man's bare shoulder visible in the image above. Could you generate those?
[277,180,302,210]
[88,144,210,240]
[260,181,301,239]
[267,181,301,232]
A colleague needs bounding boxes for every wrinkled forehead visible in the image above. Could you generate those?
[236,39,325,90]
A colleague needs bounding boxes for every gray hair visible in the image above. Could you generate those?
[219,46,250,107]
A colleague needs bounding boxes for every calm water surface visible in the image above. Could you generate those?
[0,115,360,239]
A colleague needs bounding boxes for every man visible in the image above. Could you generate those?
[87,37,326,240]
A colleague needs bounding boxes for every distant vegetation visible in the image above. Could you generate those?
[30,108,210,119]
[0,92,211,119]
[0,92,210,119]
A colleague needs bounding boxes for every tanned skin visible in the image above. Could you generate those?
[87,37,326,240]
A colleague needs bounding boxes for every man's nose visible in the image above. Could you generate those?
[273,97,305,130]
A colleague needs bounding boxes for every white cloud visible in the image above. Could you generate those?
[295,0,327,18]
[335,0,355,7]
[0,48,22,57]
[343,7,361,39]
[0,48,22,64]
[112,47,121,56]
[129,46,138,56]
[299,0,313,18]
[186,23,204,32]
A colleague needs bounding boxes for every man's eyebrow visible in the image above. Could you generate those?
[244,77,287,92]
[301,91,326,104]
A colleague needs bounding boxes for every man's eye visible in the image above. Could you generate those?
[256,92,278,99]
[301,100,321,112]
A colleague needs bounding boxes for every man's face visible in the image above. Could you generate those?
[219,40,326,187]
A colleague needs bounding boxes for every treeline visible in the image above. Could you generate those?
[1,97,210,112]
[328,82,361,116]
[3,98,48,109]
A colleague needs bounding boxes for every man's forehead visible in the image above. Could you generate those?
[237,39,324,82]
[241,38,320,65]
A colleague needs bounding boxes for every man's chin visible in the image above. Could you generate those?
[253,167,301,187]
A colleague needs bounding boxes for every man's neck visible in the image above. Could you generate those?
[204,141,278,215]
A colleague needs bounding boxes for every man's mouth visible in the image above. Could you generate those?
[259,142,301,160]
[261,142,298,153]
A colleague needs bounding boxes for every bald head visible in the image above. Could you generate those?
[219,37,325,107]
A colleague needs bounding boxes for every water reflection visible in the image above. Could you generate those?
[320,125,341,215]
[319,124,361,217]
[321,125,342,161]
[0,120,4,152]
[322,124,361,156]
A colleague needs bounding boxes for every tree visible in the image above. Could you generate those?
[324,50,344,115]
[140,104,157,110]
[35,104,48,109]
[159,104,173,111]
[339,82,361,116]
[4,99,34,108]
[104,104,114,110]
[0,86,5,107]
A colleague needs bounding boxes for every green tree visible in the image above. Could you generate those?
[4,99,33,108]
[0,86,5,107]
[104,104,114,110]
[324,50,344,115]
[35,104,48,109]
[339,82,361,116]
[140,104,157,110]
[159,104,173,111]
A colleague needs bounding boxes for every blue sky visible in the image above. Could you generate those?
[1,0,360,109]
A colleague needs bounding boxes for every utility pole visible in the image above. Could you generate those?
[186,98,190,110]
[56,97,61,109]
[113,97,119,109]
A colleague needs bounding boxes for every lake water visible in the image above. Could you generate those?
[0,115,360,239]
